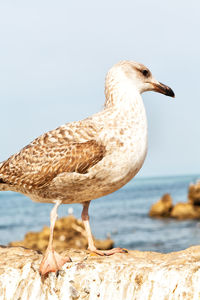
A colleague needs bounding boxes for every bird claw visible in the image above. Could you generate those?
[39,249,71,276]
[122,248,129,253]
[89,247,128,256]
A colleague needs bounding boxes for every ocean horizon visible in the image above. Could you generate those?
[0,173,200,253]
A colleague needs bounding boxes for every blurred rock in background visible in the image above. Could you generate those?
[149,180,200,220]
[9,215,114,252]
[149,194,173,218]
[188,180,200,206]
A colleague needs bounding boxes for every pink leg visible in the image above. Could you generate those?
[39,201,71,275]
[81,201,128,256]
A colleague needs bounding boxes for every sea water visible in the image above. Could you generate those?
[0,174,199,253]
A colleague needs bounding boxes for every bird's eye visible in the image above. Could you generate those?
[141,69,149,77]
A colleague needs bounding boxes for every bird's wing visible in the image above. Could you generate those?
[0,120,105,190]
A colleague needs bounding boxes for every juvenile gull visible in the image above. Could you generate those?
[0,61,175,275]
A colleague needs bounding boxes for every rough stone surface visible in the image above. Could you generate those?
[149,194,173,217]
[9,216,113,252]
[1,245,200,299]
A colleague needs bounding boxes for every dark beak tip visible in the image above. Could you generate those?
[168,89,175,98]
[156,82,175,98]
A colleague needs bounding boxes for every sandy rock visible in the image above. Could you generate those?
[9,215,114,252]
[188,180,200,205]
[171,202,200,219]
[1,245,200,299]
[149,193,173,217]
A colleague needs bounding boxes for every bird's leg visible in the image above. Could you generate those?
[39,200,71,275]
[81,201,128,256]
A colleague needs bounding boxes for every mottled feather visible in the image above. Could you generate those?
[0,122,105,190]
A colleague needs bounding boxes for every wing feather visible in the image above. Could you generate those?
[0,121,105,190]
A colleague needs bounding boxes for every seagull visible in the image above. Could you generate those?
[0,61,175,275]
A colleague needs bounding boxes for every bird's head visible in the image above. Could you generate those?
[106,61,175,98]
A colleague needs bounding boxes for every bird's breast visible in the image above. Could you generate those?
[92,109,148,190]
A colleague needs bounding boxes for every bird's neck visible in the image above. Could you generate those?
[104,77,147,132]
[104,77,143,111]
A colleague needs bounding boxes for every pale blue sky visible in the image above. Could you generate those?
[0,1,199,177]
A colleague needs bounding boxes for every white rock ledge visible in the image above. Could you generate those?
[0,245,200,300]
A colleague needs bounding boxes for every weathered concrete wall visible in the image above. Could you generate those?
[0,245,200,300]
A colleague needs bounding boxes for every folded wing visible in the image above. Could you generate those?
[0,122,105,190]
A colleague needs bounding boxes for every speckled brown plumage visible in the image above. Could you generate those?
[0,140,105,188]
[0,122,105,190]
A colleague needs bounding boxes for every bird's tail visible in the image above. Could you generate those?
[0,183,10,191]
[0,162,10,191]
[0,177,10,191]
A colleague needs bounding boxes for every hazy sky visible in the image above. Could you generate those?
[0,1,199,178]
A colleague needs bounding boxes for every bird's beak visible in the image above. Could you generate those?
[150,80,175,98]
